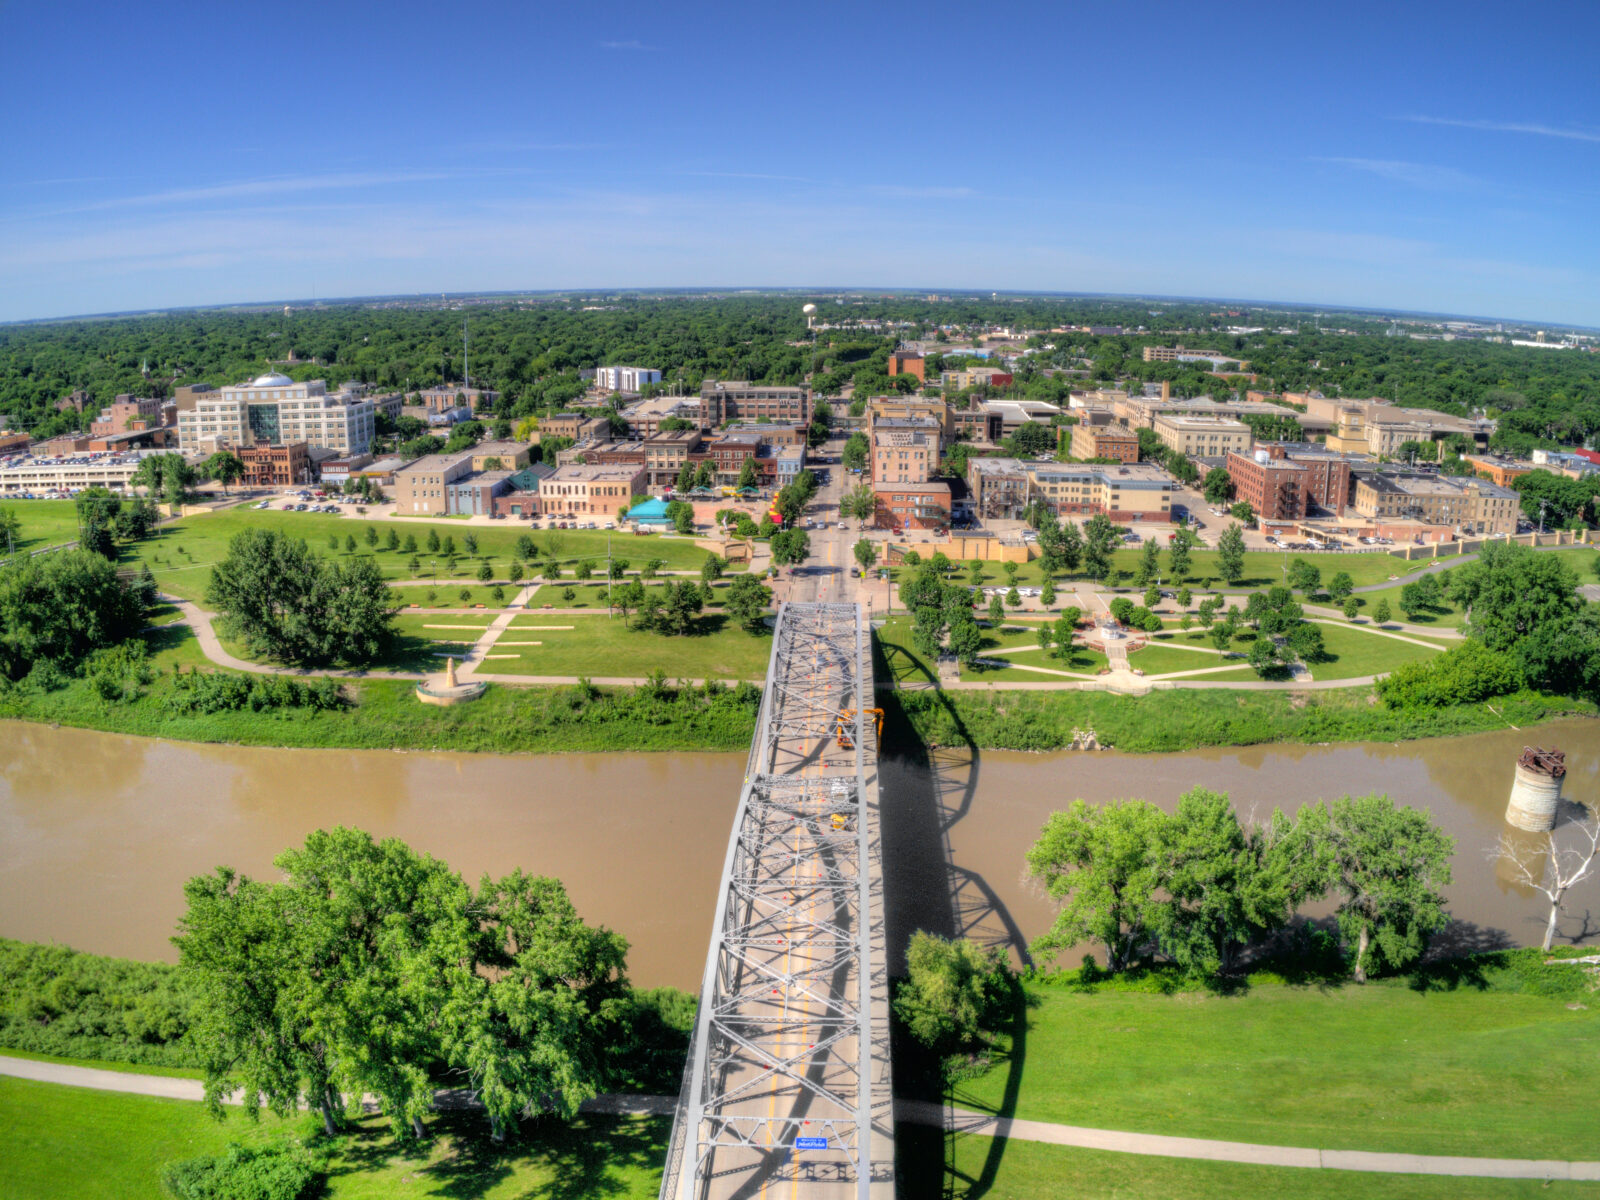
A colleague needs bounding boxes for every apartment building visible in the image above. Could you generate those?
[1151,412,1252,458]
[700,380,812,427]
[1027,463,1174,522]
[177,372,375,456]
[417,385,499,414]
[90,394,165,436]
[538,463,645,516]
[1141,345,1251,371]
[596,365,662,393]
[1069,423,1139,463]
[1462,454,1537,487]
[870,428,934,485]
[1223,443,1353,519]
[1349,469,1519,535]
[941,367,1014,392]
[703,431,764,484]
[873,481,951,531]
[394,452,476,515]
[886,352,925,381]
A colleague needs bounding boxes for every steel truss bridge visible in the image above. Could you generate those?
[659,602,895,1199]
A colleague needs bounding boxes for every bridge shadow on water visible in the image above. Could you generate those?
[873,632,1033,1200]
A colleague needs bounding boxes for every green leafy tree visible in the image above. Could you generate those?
[1035,623,1054,655]
[1343,596,1360,621]
[1134,540,1161,587]
[201,450,245,494]
[736,457,758,491]
[840,484,877,522]
[947,614,983,667]
[1327,571,1354,600]
[1298,795,1454,982]
[649,579,704,635]
[206,529,398,666]
[574,559,594,581]
[0,548,146,681]
[1006,585,1022,608]
[1229,500,1255,523]
[700,555,725,585]
[1168,526,1196,582]
[441,535,456,558]
[665,499,695,534]
[675,461,695,494]
[966,560,984,587]
[344,533,357,554]
[987,594,1004,625]
[385,527,400,552]
[723,573,772,631]
[854,539,878,570]
[841,432,869,471]
[769,528,810,566]
[612,579,645,623]
[516,533,536,560]
[1373,598,1392,625]
[542,559,562,581]
[463,532,478,557]
[74,487,122,558]
[427,528,441,553]
[1287,557,1321,595]
[893,933,1015,1068]
[364,525,379,549]
[1143,584,1160,610]
[1450,542,1580,652]
[477,560,494,583]
[1039,578,1056,609]
[1216,523,1246,585]
[404,532,418,554]
[1027,800,1167,971]
[1081,514,1117,581]
[1202,467,1234,505]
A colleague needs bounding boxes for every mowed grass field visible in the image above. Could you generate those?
[955,981,1600,1160]
[116,508,721,601]
[0,499,82,553]
[1305,621,1443,680]
[482,613,772,679]
[0,1077,667,1200]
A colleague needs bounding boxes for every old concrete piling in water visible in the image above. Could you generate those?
[1505,746,1565,831]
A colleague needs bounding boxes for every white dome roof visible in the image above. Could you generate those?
[251,371,293,387]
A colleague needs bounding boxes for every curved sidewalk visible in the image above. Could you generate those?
[893,1099,1600,1182]
[6,1056,1594,1181]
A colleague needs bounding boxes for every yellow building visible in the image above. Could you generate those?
[1150,413,1252,458]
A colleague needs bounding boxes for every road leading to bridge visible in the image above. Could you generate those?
[660,601,895,1199]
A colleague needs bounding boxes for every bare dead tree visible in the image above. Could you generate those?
[1491,806,1600,952]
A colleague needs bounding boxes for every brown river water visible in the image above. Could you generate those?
[2,719,1597,989]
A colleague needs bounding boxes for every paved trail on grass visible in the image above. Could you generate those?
[7,1056,1597,1180]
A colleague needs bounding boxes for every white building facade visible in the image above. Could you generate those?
[177,372,375,456]
[596,365,663,392]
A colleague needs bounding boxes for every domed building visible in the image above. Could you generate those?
[176,369,376,461]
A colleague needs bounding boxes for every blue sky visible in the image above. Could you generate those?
[2,0,1597,325]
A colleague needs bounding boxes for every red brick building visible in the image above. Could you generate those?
[887,352,926,382]
[873,481,951,532]
[239,442,312,487]
[1225,444,1350,519]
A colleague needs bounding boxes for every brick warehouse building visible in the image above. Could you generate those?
[873,481,951,532]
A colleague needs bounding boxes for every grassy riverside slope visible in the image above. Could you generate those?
[952,965,1599,1161]
[903,1132,1600,1199]
[0,1078,667,1200]
[887,682,1592,753]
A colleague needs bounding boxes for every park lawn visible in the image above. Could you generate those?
[977,548,1411,591]
[393,584,511,609]
[874,620,938,685]
[956,980,1600,1160]
[908,1131,1600,1200]
[141,623,211,671]
[959,649,1105,683]
[1,498,82,553]
[1126,642,1230,675]
[483,613,771,679]
[391,615,493,643]
[0,1077,667,1200]
[524,581,632,609]
[116,509,717,601]
[1348,583,1466,627]
[1307,622,1442,681]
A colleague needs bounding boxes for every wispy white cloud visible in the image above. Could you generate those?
[675,170,819,184]
[599,39,656,51]
[1311,156,1481,190]
[1400,115,1600,144]
[865,185,976,199]
[24,171,467,218]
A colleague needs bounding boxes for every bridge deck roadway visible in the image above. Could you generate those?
[661,601,894,1199]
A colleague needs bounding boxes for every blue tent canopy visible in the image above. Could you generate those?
[627,497,674,525]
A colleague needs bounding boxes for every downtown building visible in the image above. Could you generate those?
[177,373,375,457]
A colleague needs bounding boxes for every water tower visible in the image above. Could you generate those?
[802,302,818,330]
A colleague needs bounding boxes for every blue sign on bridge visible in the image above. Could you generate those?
[794,1137,828,1150]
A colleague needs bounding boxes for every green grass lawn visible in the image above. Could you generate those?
[1307,621,1442,681]
[1,499,82,553]
[954,980,1600,1160]
[482,613,772,678]
[117,510,718,602]
[964,548,1410,591]
[393,584,513,608]
[1126,641,1231,675]
[905,1129,1600,1200]
[0,1077,666,1200]
[142,623,211,671]
[1345,583,1466,628]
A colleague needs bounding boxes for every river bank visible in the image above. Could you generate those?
[1,657,1591,758]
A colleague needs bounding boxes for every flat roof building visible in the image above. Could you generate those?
[873,480,951,531]
[1069,423,1139,464]
[596,366,662,393]
[538,463,645,517]
[177,372,375,457]
[700,380,811,427]
[871,428,934,485]
[1350,468,1519,535]
[1151,412,1252,459]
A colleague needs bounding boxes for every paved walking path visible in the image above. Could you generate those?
[6,1057,1593,1180]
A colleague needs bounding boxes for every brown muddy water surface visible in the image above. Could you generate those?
[2,719,1596,988]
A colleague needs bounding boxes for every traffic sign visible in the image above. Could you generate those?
[794,1137,828,1150]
